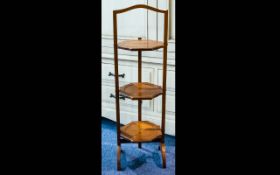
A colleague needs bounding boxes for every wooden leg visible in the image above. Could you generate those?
[160,143,166,168]
[138,142,142,149]
[117,145,121,171]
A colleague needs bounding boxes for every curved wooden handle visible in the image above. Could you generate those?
[113,4,167,14]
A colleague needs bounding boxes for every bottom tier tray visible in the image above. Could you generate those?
[120,121,162,142]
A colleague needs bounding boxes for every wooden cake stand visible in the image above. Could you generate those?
[113,4,168,170]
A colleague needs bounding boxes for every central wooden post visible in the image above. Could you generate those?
[138,37,142,148]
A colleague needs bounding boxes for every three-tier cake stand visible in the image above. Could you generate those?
[113,4,168,170]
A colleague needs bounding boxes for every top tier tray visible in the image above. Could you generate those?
[118,39,164,51]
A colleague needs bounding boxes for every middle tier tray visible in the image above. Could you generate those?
[119,82,162,100]
[118,39,164,51]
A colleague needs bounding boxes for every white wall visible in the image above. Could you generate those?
[171,0,175,39]
[102,0,175,40]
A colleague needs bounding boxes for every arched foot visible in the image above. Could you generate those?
[117,145,121,171]
[160,143,166,168]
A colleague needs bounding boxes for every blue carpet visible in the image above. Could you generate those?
[102,118,175,175]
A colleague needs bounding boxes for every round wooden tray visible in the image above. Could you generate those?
[118,39,164,51]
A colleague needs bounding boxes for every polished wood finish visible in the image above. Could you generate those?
[113,4,167,14]
[160,143,166,168]
[113,4,168,170]
[120,121,162,142]
[119,82,162,100]
[161,5,168,145]
[120,137,162,143]
[138,48,142,149]
[118,39,164,51]
[113,9,122,171]
[117,145,121,170]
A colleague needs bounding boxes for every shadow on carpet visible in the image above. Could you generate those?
[102,118,175,175]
